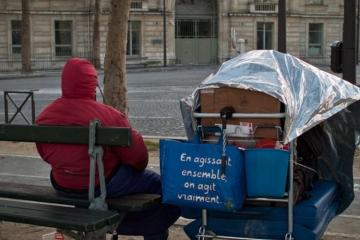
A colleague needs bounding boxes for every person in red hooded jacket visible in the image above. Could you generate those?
[36,58,180,240]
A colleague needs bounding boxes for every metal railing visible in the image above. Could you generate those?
[130,1,143,9]
[249,2,278,13]
[255,2,277,12]
[4,90,36,124]
[0,51,95,73]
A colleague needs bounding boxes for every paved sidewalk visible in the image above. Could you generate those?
[0,144,359,240]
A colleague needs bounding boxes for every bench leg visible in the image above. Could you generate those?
[61,225,117,240]
[61,229,106,240]
[60,213,124,240]
[112,232,118,240]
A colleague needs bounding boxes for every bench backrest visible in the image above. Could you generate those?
[0,124,131,146]
[0,122,132,211]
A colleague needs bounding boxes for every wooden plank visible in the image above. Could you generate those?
[0,124,131,146]
[0,199,120,232]
[0,182,161,212]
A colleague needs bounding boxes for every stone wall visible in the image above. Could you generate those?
[218,0,345,64]
[0,0,354,70]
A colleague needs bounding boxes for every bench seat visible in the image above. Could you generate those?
[0,123,161,238]
[0,182,161,212]
[0,199,120,232]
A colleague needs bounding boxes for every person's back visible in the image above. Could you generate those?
[36,58,180,240]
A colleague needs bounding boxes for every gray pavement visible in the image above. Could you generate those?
[0,154,359,239]
[1,63,359,138]
[1,64,360,239]
[0,65,218,137]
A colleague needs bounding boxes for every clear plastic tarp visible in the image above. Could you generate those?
[180,50,360,212]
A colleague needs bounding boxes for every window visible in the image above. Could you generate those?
[130,1,142,9]
[257,22,273,50]
[308,23,323,56]
[55,21,72,57]
[11,20,22,55]
[198,20,212,38]
[175,19,217,39]
[176,20,195,38]
[254,0,277,12]
[127,21,141,56]
[309,0,323,5]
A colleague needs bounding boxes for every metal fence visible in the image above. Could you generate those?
[0,51,332,72]
[3,91,36,125]
[255,2,277,12]
[298,56,330,66]
[0,51,95,73]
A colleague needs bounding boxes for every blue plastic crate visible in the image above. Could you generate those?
[245,148,290,198]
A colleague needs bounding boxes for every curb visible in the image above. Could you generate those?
[0,71,60,80]
[143,135,186,140]
[127,65,218,73]
[0,73,47,80]
[0,65,218,80]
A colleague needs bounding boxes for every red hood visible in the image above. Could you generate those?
[61,58,98,99]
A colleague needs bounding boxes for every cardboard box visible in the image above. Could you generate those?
[200,87,282,139]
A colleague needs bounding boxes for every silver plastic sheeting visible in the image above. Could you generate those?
[180,50,360,213]
[180,50,360,143]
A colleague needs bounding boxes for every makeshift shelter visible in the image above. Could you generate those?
[179,50,360,239]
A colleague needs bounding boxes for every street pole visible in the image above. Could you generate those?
[278,0,286,53]
[343,0,356,84]
[357,0,359,64]
[163,0,167,67]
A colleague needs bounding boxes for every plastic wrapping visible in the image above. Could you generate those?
[180,50,360,212]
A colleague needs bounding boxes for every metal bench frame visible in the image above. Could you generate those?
[0,120,161,240]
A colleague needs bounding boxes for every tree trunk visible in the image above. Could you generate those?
[103,0,131,114]
[21,0,32,73]
[92,0,101,69]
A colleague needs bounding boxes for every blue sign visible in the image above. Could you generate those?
[160,139,246,211]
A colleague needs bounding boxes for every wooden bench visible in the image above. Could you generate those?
[0,121,161,240]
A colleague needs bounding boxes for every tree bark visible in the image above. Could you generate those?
[92,0,101,69]
[103,0,131,114]
[21,0,32,73]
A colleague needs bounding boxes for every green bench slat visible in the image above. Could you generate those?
[107,194,161,211]
[0,199,120,232]
[0,123,160,234]
[0,182,161,212]
[0,124,131,146]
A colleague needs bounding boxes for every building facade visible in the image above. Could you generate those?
[0,0,352,71]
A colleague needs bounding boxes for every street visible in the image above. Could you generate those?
[0,66,218,137]
[0,66,359,239]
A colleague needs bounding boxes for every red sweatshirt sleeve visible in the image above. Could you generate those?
[110,110,149,170]
[113,127,149,170]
